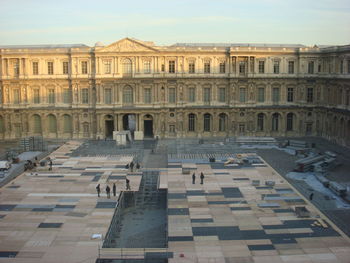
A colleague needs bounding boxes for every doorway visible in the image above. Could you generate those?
[105,120,114,138]
[123,114,136,131]
[144,114,153,138]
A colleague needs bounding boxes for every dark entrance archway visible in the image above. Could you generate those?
[105,115,114,139]
[122,114,136,131]
[144,114,153,138]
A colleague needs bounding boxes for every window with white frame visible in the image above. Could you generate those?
[257,88,265,102]
[218,88,226,102]
[33,62,39,75]
[81,88,89,104]
[48,61,54,75]
[48,88,55,104]
[123,59,132,74]
[188,61,195,73]
[63,62,69,74]
[204,61,210,73]
[81,61,88,74]
[219,62,225,73]
[104,88,112,104]
[144,61,151,74]
[168,88,176,103]
[188,87,195,102]
[33,89,40,104]
[104,60,111,74]
[219,113,227,132]
[239,61,245,74]
[169,61,175,73]
[258,61,265,74]
[144,88,151,103]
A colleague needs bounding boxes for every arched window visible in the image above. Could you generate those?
[33,115,42,133]
[63,115,72,133]
[188,114,196,132]
[0,116,4,133]
[219,113,227,132]
[204,113,211,132]
[257,113,264,131]
[123,86,133,104]
[48,114,57,133]
[272,113,279,131]
[122,59,132,75]
[286,113,294,131]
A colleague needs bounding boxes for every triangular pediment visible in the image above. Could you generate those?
[97,38,158,52]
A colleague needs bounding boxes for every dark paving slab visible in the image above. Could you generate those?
[221,187,243,198]
[145,252,174,259]
[167,208,189,215]
[65,212,87,217]
[247,244,275,251]
[168,193,187,199]
[95,202,117,209]
[191,218,213,223]
[38,223,63,228]
[230,207,251,211]
[32,208,54,212]
[0,205,16,211]
[0,251,18,258]
[168,236,194,242]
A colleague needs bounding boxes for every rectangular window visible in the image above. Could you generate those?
[258,61,265,74]
[33,62,39,75]
[169,61,175,73]
[307,88,313,103]
[81,61,88,74]
[308,61,314,74]
[13,59,20,76]
[287,87,294,102]
[239,88,246,102]
[288,61,294,74]
[168,88,176,103]
[48,89,55,104]
[239,124,245,133]
[188,61,195,73]
[13,89,20,104]
[82,88,89,104]
[272,88,280,103]
[161,64,165,72]
[219,62,225,73]
[273,61,279,74]
[33,89,40,104]
[218,88,226,102]
[204,88,211,103]
[340,60,343,74]
[318,64,322,73]
[239,61,245,75]
[104,61,111,74]
[48,62,54,75]
[144,61,151,74]
[188,87,195,102]
[63,89,71,104]
[204,61,210,73]
[144,88,151,103]
[104,88,112,104]
[63,62,69,74]
[257,88,265,102]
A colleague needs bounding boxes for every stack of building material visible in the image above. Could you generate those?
[20,136,47,152]
[295,155,325,172]
[329,181,347,197]
[236,136,277,145]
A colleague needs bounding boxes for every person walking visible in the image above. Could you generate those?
[200,172,204,185]
[96,184,101,197]
[309,192,314,201]
[136,163,140,170]
[106,185,111,198]
[130,162,134,172]
[113,183,117,197]
[192,173,196,184]
[48,159,53,171]
[126,178,131,190]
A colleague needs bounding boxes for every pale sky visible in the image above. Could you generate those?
[0,0,349,46]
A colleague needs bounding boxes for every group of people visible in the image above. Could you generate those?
[125,161,141,172]
[96,178,131,198]
[192,172,205,184]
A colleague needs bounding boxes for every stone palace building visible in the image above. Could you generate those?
[0,38,349,146]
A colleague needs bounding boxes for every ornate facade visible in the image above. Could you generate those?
[0,38,349,146]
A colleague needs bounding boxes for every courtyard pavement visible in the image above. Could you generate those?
[0,139,349,262]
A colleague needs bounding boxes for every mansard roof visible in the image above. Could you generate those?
[0,44,88,49]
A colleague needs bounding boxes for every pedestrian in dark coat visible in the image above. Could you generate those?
[136,163,140,170]
[96,184,101,197]
[106,185,111,198]
[309,192,314,200]
[192,173,196,184]
[130,162,134,172]
[126,178,131,190]
[113,183,117,197]
[200,172,204,184]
